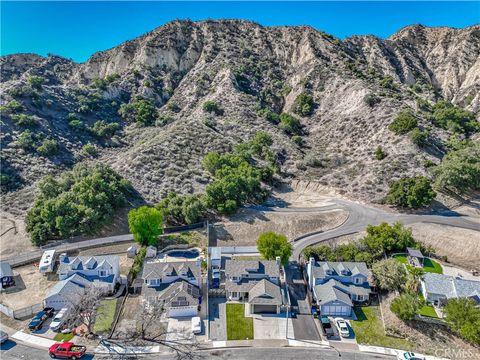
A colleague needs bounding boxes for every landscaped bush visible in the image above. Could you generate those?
[119,98,158,126]
[372,259,407,292]
[202,100,221,115]
[385,176,436,209]
[432,101,478,134]
[37,138,59,156]
[433,142,480,193]
[156,192,207,226]
[11,114,37,127]
[25,164,131,245]
[90,120,120,138]
[279,113,302,136]
[443,298,480,345]
[292,92,314,116]
[388,110,418,135]
[390,293,420,321]
[256,231,292,265]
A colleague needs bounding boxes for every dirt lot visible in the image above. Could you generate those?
[113,295,143,336]
[0,264,57,310]
[381,292,478,358]
[407,223,480,271]
[213,208,348,246]
[0,211,35,259]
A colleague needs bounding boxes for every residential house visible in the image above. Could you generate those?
[421,273,480,306]
[224,259,283,314]
[307,259,371,317]
[44,274,89,310]
[57,254,120,293]
[142,260,201,317]
[0,262,15,290]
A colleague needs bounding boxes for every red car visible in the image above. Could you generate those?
[48,342,86,359]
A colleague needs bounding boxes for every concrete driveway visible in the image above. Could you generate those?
[252,313,293,340]
[166,318,192,341]
[208,297,226,340]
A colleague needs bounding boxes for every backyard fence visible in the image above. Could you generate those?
[163,222,206,234]
[0,303,42,319]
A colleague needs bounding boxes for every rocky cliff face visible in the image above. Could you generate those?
[1,20,479,215]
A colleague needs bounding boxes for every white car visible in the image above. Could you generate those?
[50,308,69,332]
[191,316,202,334]
[334,317,350,338]
[397,352,426,360]
[212,268,220,279]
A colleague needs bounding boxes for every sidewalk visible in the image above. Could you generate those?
[359,345,449,360]
[11,331,56,349]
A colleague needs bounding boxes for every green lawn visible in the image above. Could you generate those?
[226,303,254,340]
[93,299,117,333]
[54,332,75,342]
[351,307,413,350]
[393,255,443,274]
[418,304,438,318]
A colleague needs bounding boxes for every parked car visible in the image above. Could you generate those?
[28,307,55,331]
[334,317,350,338]
[191,316,201,334]
[319,315,333,338]
[397,352,426,360]
[212,268,220,288]
[50,308,69,332]
[0,330,8,344]
[48,342,86,359]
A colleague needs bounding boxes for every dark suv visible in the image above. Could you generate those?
[28,307,55,331]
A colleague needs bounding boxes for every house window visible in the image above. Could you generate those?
[231,291,238,298]
[354,277,362,284]
[99,270,107,277]
[357,295,364,301]
[232,276,238,281]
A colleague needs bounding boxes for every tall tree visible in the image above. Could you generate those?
[371,259,407,292]
[128,206,163,246]
[256,231,292,265]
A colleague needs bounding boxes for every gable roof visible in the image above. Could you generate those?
[407,247,424,259]
[160,280,201,307]
[225,260,279,278]
[57,255,119,274]
[311,261,368,278]
[0,262,13,278]
[422,273,480,301]
[45,274,87,300]
[142,260,200,281]
[314,279,353,306]
[248,279,282,305]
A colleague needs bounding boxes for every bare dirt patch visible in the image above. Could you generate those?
[213,208,348,246]
[0,211,35,260]
[381,292,478,358]
[407,223,480,271]
[0,264,57,310]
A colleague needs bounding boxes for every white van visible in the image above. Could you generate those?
[50,308,69,332]
[191,316,201,334]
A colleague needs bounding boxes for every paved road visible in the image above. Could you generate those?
[0,342,394,359]
[290,198,480,260]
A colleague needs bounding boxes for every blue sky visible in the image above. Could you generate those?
[1,1,479,63]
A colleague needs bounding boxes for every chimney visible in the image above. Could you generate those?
[276,256,281,268]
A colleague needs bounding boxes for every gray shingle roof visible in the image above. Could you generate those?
[0,262,13,278]
[225,260,279,278]
[143,279,200,307]
[57,255,119,274]
[311,261,368,278]
[142,261,200,281]
[407,247,424,259]
[248,279,282,305]
[422,273,480,301]
[225,279,258,293]
[45,274,87,299]
[314,279,353,306]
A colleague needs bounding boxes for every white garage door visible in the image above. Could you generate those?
[168,306,197,318]
[321,305,351,316]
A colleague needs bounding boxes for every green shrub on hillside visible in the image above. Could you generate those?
[409,128,428,147]
[90,120,120,138]
[0,100,23,115]
[119,98,158,126]
[292,92,314,116]
[17,130,36,150]
[432,101,478,134]
[202,100,221,115]
[11,114,37,127]
[279,113,302,136]
[25,164,131,245]
[37,138,59,156]
[385,176,436,209]
[156,192,207,226]
[388,110,418,135]
[27,75,44,90]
